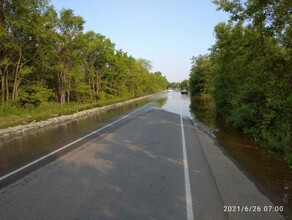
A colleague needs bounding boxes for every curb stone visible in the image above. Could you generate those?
[0,93,160,141]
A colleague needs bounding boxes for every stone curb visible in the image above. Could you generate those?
[0,93,160,141]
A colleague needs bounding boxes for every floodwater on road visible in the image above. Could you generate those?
[160,91,191,117]
[0,91,189,180]
[0,91,291,218]
[0,94,163,177]
[154,91,292,218]
[189,96,292,219]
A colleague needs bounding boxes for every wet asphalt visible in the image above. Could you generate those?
[0,92,285,219]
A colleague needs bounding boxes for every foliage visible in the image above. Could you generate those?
[0,0,168,109]
[0,96,136,129]
[190,0,292,162]
[168,82,179,89]
[189,55,214,96]
[16,85,54,108]
[168,80,189,89]
[190,96,217,129]
[180,79,189,88]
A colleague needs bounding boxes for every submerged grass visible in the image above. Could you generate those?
[0,97,130,129]
[190,95,292,168]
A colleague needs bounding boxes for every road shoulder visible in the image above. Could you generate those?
[194,125,284,220]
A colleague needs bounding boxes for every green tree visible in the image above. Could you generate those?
[0,0,169,114]
[180,79,189,88]
[0,0,49,103]
[202,0,292,160]
[189,55,214,96]
[82,31,116,101]
[55,9,84,104]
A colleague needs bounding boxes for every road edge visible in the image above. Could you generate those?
[193,125,285,220]
[0,92,164,141]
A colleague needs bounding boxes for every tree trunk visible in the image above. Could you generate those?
[57,72,66,105]
[1,74,4,104]
[61,91,65,105]
[5,77,9,103]
[67,79,70,103]
[12,70,18,99]
[12,52,22,100]
[95,73,100,101]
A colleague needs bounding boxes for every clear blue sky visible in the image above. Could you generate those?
[49,0,229,82]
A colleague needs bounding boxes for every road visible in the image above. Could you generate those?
[0,92,285,219]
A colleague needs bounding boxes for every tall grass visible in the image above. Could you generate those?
[0,97,130,129]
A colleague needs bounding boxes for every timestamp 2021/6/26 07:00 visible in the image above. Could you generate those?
[223,205,284,213]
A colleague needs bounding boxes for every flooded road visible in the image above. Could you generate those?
[1,91,291,218]
[0,92,232,220]
[0,92,191,177]
[190,96,292,218]
[0,94,164,177]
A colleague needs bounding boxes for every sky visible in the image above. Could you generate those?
[49,0,229,82]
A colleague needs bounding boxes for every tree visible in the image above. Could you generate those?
[54,9,84,104]
[81,31,116,101]
[0,0,50,103]
[197,0,292,158]
[189,55,215,96]
[0,0,169,110]
[180,79,189,88]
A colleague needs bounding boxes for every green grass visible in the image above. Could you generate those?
[0,97,131,129]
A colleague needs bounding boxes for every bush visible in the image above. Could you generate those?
[16,85,54,108]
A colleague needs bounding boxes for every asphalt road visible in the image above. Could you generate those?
[0,92,285,219]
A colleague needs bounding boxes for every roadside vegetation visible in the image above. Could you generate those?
[0,97,132,129]
[0,0,168,128]
[168,80,189,89]
[189,0,292,165]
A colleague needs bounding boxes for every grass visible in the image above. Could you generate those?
[0,97,131,129]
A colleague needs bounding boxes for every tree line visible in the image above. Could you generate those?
[0,0,168,108]
[189,0,291,163]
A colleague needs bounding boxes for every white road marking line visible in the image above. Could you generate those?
[0,103,151,182]
[180,101,195,220]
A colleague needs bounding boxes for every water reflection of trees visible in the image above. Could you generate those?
[156,97,167,108]
[190,96,216,129]
[190,96,292,216]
